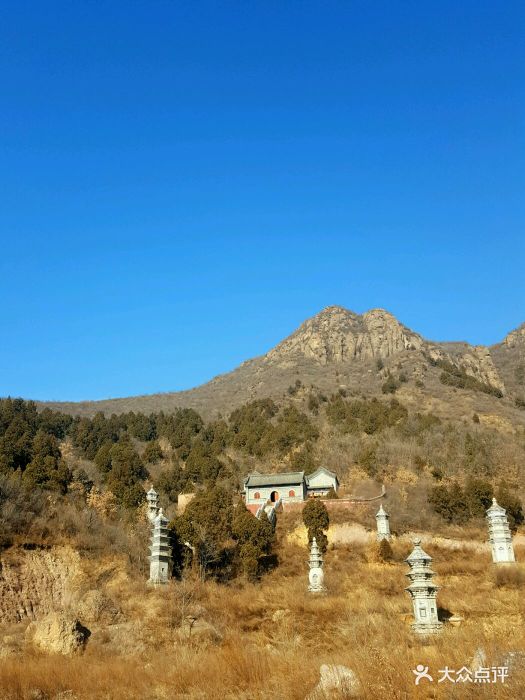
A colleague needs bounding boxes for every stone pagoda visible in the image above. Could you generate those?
[308,537,326,593]
[149,508,172,585]
[146,485,159,523]
[376,504,391,541]
[405,538,442,634]
[486,498,516,564]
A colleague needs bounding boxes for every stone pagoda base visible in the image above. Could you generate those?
[411,621,443,635]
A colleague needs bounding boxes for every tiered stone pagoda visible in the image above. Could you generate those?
[405,538,442,634]
[376,504,391,541]
[149,508,172,585]
[308,537,326,593]
[146,485,159,523]
[486,498,516,564]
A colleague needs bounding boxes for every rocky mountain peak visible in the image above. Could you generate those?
[503,322,525,349]
[264,305,425,366]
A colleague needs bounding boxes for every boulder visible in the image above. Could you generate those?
[470,647,487,673]
[175,616,222,644]
[26,612,90,655]
[308,664,362,699]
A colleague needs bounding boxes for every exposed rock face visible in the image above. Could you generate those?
[503,323,525,349]
[490,321,525,395]
[265,306,424,366]
[308,664,362,699]
[457,346,505,393]
[175,616,223,644]
[26,612,90,655]
[0,546,83,623]
[38,305,524,418]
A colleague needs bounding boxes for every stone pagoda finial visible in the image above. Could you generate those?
[405,538,442,634]
[486,498,516,564]
[376,504,391,541]
[308,537,326,593]
[149,508,172,585]
[146,484,159,523]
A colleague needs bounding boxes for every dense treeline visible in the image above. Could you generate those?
[428,478,524,530]
[1,393,524,545]
[0,398,72,492]
[0,398,319,506]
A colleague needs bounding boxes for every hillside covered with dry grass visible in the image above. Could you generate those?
[2,306,525,698]
[1,512,525,699]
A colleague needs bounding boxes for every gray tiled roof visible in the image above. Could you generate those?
[245,471,305,487]
[305,467,339,486]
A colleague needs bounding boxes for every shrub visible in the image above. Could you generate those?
[381,374,400,395]
[174,486,235,580]
[497,486,524,532]
[232,505,274,580]
[437,360,503,398]
[303,499,329,553]
[143,440,163,464]
[104,439,147,507]
[307,394,320,415]
[493,565,525,589]
[369,538,394,563]
[428,483,469,524]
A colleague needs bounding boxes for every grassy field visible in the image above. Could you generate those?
[1,518,524,700]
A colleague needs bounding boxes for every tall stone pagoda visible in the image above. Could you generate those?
[486,498,516,564]
[149,508,172,585]
[308,537,326,593]
[376,504,391,541]
[405,538,442,634]
[146,485,159,523]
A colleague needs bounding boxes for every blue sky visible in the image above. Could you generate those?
[1,1,524,401]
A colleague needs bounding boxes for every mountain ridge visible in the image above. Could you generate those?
[33,305,525,420]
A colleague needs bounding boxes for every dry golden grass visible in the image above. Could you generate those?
[1,529,524,699]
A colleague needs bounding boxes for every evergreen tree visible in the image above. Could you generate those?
[143,440,163,464]
[302,498,330,553]
[104,438,147,507]
[497,484,524,533]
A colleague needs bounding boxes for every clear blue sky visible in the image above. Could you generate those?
[1,1,524,401]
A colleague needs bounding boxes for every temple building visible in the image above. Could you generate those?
[244,467,339,507]
[486,498,516,564]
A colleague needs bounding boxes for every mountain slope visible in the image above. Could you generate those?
[37,306,525,422]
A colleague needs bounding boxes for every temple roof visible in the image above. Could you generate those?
[486,498,506,516]
[405,538,432,563]
[305,466,339,486]
[245,471,305,487]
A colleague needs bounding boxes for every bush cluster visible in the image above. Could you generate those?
[170,487,275,581]
[430,358,503,398]
[428,478,524,530]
